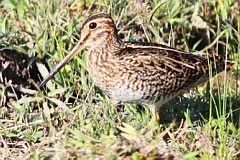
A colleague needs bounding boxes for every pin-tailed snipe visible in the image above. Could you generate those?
[39,13,231,121]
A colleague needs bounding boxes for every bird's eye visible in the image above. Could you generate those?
[89,22,97,29]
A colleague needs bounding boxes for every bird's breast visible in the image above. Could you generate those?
[86,50,154,104]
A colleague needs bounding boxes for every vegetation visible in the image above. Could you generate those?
[0,0,239,159]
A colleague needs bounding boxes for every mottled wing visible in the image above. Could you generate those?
[116,42,224,94]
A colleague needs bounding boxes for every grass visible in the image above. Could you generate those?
[0,0,239,159]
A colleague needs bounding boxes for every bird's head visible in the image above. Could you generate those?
[39,13,119,87]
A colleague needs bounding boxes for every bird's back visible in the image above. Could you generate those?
[95,41,228,107]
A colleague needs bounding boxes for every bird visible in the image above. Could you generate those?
[39,12,231,122]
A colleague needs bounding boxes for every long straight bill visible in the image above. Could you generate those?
[39,42,86,88]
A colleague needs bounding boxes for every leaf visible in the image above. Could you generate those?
[183,151,200,159]
[118,123,140,142]
[36,61,54,90]
[168,18,186,24]
[191,16,208,29]
[1,14,9,33]
[64,127,97,143]
[121,133,135,141]
[118,123,136,135]
[47,97,69,111]
[18,96,44,104]
[47,87,68,97]
[17,1,25,17]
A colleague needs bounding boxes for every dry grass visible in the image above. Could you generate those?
[0,0,239,159]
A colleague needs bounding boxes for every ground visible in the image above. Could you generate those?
[0,0,239,159]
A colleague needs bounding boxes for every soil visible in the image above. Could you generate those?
[0,48,40,106]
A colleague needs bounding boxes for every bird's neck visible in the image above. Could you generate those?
[87,35,124,85]
[90,35,125,58]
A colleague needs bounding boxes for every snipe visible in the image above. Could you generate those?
[39,13,230,121]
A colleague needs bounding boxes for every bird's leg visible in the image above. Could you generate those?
[149,104,161,123]
[113,99,125,112]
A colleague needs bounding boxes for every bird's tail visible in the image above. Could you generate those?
[207,54,234,75]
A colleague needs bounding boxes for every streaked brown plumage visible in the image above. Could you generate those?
[39,13,230,121]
